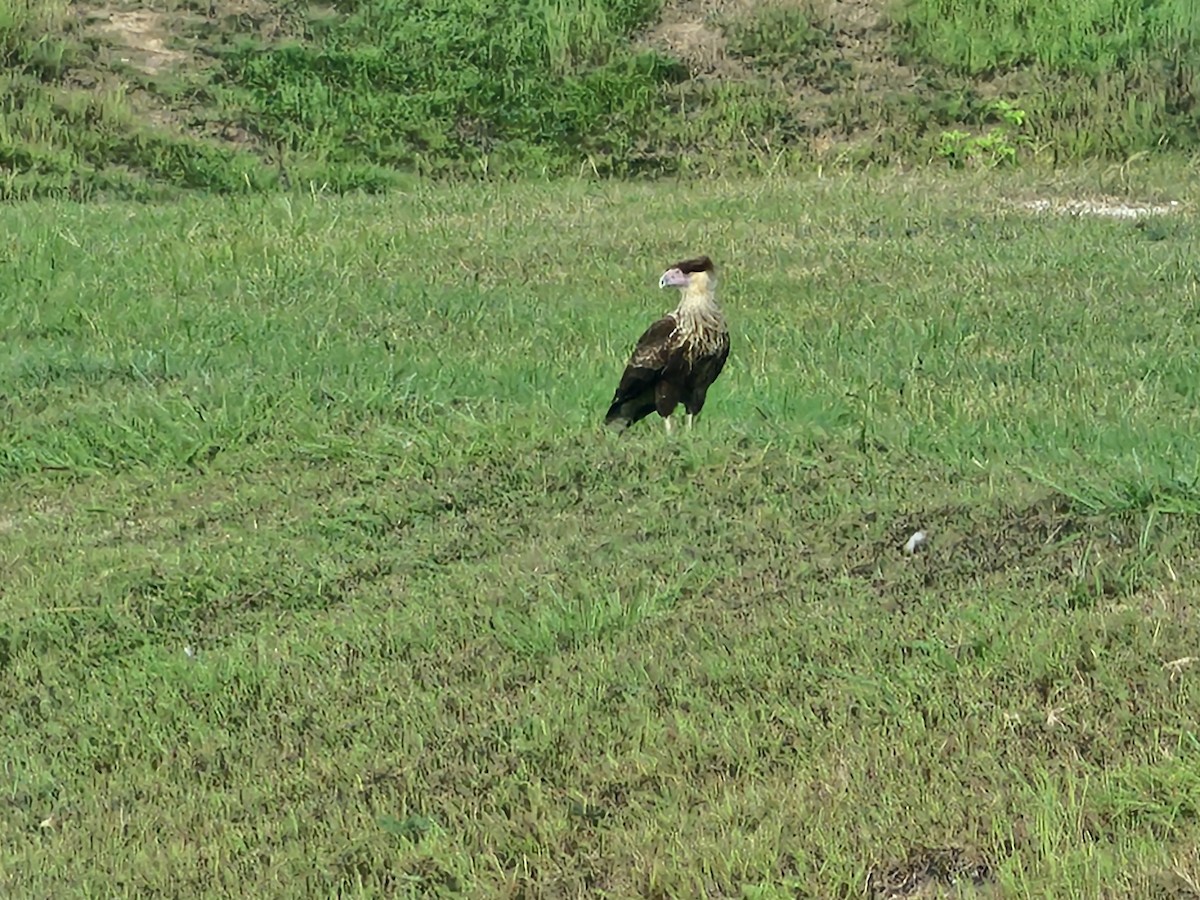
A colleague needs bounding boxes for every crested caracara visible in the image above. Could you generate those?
[605,255,730,434]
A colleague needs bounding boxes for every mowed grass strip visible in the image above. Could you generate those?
[2,168,1200,897]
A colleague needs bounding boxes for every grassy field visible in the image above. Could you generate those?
[4,167,1200,897]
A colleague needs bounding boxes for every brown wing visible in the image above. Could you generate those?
[682,330,731,416]
[707,331,730,383]
[604,315,678,429]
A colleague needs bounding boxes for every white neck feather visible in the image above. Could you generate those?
[676,283,717,315]
[674,271,721,316]
[672,277,727,349]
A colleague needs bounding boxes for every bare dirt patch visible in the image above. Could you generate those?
[89,9,189,75]
[643,0,919,155]
[71,0,304,153]
[643,0,897,78]
[1014,197,1185,219]
[649,19,731,74]
[868,845,997,898]
[637,0,742,77]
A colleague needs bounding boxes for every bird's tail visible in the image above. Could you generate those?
[605,395,653,432]
[604,408,631,432]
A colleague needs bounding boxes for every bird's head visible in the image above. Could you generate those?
[660,255,716,292]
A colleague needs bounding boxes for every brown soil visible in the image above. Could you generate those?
[844,494,1134,605]
[641,0,889,72]
[868,845,998,898]
[86,9,189,75]
[75,1,283,153]
[641,0,922,155]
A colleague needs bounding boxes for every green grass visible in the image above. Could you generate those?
[896,0,1200,76]
[5,0,1200,196]
[4,168,1200,896]
[721,3,830,73]
[214,0,683,181]
[894,0,1200,158]
[0,0,273,200]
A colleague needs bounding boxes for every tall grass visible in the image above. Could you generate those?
[0,0,274,199]
[894,0,1200,156]
[896,0,1200,75]
[1,0,75,140]
[216,0,682,180]
[538,0,621,74]
[0,0,68,57]
[4,0,1200,194]
[0,80,273,200]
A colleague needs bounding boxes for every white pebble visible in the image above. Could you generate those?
[904,531,927,555]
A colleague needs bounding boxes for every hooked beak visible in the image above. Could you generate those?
[659,267,689,289]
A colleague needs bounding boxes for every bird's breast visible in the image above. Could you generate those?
[672,304,727,358]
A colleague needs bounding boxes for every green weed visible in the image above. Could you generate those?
[895,0,1200,77]
[213,0,679,181]
[936,100,1034,167]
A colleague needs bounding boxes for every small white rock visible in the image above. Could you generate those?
[904,530,927,555]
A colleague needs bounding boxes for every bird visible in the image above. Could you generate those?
[604,255,730,434]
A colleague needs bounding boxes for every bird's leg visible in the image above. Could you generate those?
[664,416,674,435]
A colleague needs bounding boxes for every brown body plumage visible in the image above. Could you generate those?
[605,255,731,434]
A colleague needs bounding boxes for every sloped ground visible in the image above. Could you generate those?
[88,8,189,74]
[18,0,941,192]
[643,0,902,91]
[645,0,924,158]
[74,1,274,144]
[4,0,1196,195]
